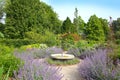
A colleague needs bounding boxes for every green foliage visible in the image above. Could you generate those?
[25,30,58,46]
[46,58,80,66]
[20,43,48,51]
[40,30,58,46]
[113,18,120,40]
[0,66,10,80]
[0,23,5,33]
[99,18,110,41]
[115,31,120,39]
[61,17,74,33]
[116,39,120,44]
[25,31,42,41]
[73,8,79,33]
[113,18,120,32]
[73,16,85,34]
[0,39,39,47]
[0,31,57,47]
[84,15,105,42]
[0,31,4,38]
[74,40,98,50]
[73,8,85,34]
[4,0,61,39]
[0,66,3,80]
[0,45,20,76]
[60,33,75,50]
[108,44,120,64]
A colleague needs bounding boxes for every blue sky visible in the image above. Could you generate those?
[41,0,120,22]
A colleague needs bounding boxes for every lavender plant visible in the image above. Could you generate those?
[14,51,63,80]
[67,48,96,59]
[78,49,120,80]
[32,46,64,58]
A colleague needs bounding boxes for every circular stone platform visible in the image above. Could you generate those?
[51,54,75,60]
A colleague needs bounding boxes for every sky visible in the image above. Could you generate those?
[41,0,120,22]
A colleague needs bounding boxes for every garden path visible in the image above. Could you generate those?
[59,59,85,80]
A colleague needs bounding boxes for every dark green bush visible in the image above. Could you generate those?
[115,39,120,44]
[41,31,58,46]
[115,31,120,39]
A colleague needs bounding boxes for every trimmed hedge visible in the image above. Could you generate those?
[0,39,41,47]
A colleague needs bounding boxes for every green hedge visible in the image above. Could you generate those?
[0,39,41,47]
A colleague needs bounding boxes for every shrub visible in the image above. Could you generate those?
[115,31,120,39]
[40,30,58,47]
[60,33,75,50]
[0,39,39,47]
[67,48,97,59]
[18,46,63,59]
[14,51,63,80]
[67,40,99,59]
[109,44,120,65]
[0,66,10,80]
[78,49,120,80]
[0,45,20,76]
[74,40,99,51]
[20,43,48,51]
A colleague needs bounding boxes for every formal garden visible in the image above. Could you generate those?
[0,0,120,80]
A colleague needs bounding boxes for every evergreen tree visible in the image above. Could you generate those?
[84,15,105,41]
[61,17,73,33]
[113,18,120,39]
[113,18,120,31]
[73,16,85,34]
[4,0,61,38]
[73,8,85,34]
[74,8,79,33]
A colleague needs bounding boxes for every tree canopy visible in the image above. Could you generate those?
[61,17,73,33]
[4,0,61,38]
[84,15,105,41]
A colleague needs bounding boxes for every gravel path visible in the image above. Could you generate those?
[59,60,85,80]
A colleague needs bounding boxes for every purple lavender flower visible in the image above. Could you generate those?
[78,49,120,80]
[14,51,63,80]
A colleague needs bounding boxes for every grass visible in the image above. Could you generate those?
[46,58,80,66]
